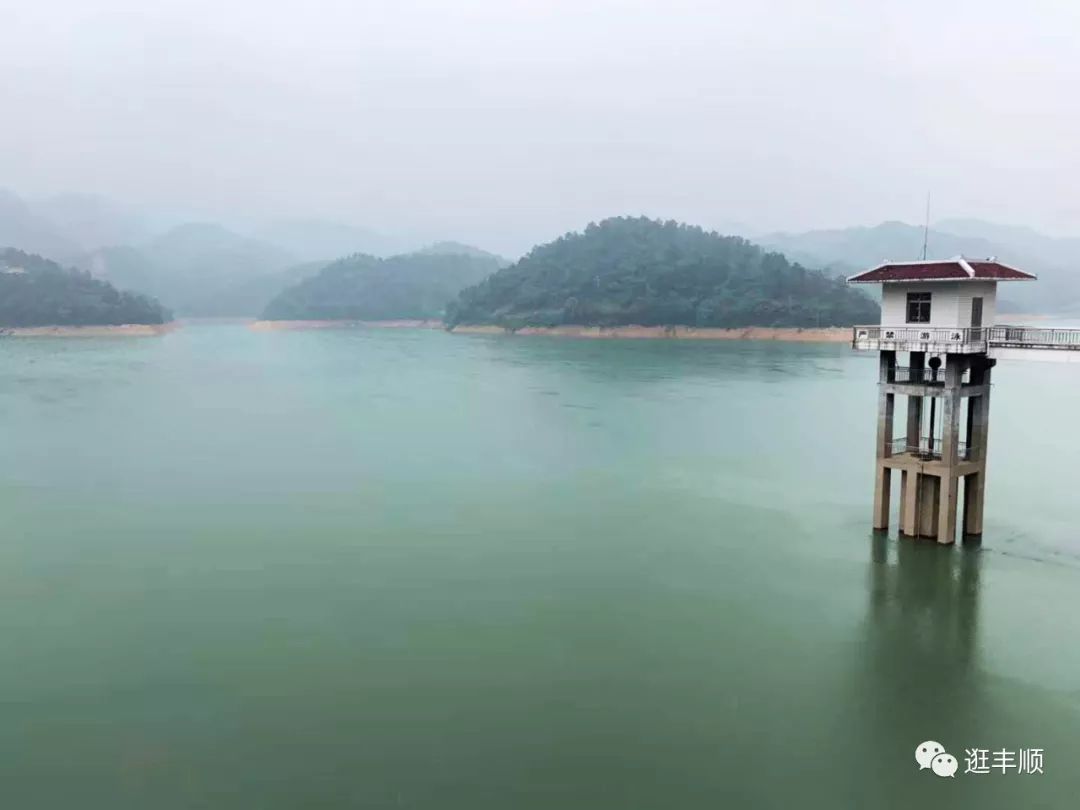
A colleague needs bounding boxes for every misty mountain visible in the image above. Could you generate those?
[255,219,414,262]
[760,221,1001,273]
[0,189,156,262]
[83,223,297,316]
[934,218,1080,269]
[0,248,170,327]
[417,241,510,263]
[0,189,82,261]
[262,246,503,321]
[447,217,879,329]
[209,260,330,318]
[34,193,150,251]
[760,220,1080,314]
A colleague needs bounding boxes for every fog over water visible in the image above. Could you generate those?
[4,1,1080,254]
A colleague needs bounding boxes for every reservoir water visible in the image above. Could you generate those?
[1,323,1078,807]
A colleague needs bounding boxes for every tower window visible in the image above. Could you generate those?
[906,292,931,323]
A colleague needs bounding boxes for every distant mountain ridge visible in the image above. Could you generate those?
[0,189,81,261]
[254,219,414,262]
[447,217,879,329]
[5,186,1077,317]
[416,241,509,261]
[0,188,425,316]
[759,220,1080,314]
[262,245,504,322]
[82,223,298,316]
[0,189,151,262]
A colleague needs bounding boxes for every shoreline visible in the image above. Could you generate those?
[450,324,854,342]
[250,319,444,332]
[0,323,177,338]
[252,319,854,343]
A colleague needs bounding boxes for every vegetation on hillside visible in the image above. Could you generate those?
[0,248,170,326]
[210,260,330,317]
[262,248,503,321]
[446,217,879,329]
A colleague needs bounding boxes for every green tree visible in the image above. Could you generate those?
[0,248,171,327]
[262,249,504,321]
[446,217,879,328]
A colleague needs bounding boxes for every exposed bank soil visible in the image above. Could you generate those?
[249,319,444,331]
[0,323,177,337]
[249,320,853,342]
[449,324,853,342]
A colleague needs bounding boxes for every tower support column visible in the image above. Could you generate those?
[930,355,965,544]
[918,473,940,538]
[963,357,993,537]
[907,351,925,452]
[872,351,896,530]
[899,470,918,536]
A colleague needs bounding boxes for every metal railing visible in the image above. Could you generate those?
[888,366,972,385]
[891,366,937,384]
[854,325,1080,351]
[889,435,975,462]
[852,325,987,347]
[986,325,1080,350]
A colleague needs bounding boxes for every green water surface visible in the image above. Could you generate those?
[1,324,1077,808]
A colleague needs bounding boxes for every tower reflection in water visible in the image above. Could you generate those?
[852,536,1065,804]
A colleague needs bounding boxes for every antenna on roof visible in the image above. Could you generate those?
[920,192,931,260]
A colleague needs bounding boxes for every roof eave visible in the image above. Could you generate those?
[847,275,1037,284]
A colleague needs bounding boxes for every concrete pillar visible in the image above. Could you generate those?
[970,360,993,463]
[938,474,959,545]
[963,472,985,536]
[875,351,896,456]
[899,469,907,525]
[906,351,924,452]
[873,465,891,530]
[963,357,992,537]
[868,351,993,544]
[918,473,940,537]
[939,355,964,465]
[906,396,922,452]
[928,355,966,545]
[872,351,896,530]
[900,470,919,536]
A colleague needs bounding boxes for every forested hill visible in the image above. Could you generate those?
[445,218,879,329]
[0,248,171,327]
[262,248,503,321]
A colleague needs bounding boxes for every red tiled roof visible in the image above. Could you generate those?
[847,258,1037,283]
[965,261,1037,280]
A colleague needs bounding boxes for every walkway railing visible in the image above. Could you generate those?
[853,325,1080,351]
[986,325,1080,350]
[889,436,974,462]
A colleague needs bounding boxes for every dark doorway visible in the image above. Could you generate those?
[971,297,983,328]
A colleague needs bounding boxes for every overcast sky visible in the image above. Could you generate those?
[3,0,1079,253]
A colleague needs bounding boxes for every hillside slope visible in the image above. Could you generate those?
[446,217,879,329]
[262,247,503,321]
[0,248,170,327]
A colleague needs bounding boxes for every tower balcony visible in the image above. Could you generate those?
[852,325,1080,354]
[851,325,988,354]
[888,435,976,463]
